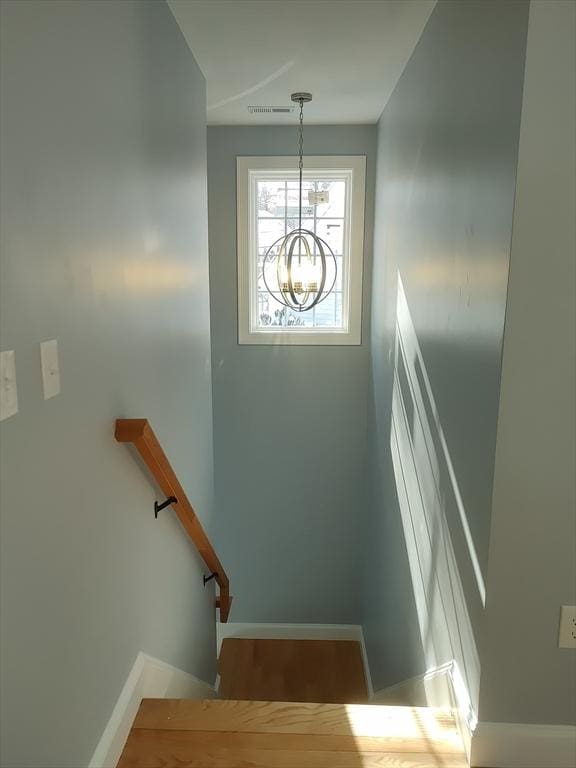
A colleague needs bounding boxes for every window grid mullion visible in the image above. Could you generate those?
[255,175,346,332]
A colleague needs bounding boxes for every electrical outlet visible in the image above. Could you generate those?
[558,605,576,648]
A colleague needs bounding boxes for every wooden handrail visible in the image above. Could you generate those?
[115,418,231,622]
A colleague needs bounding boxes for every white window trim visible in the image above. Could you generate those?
[237,155,366,345]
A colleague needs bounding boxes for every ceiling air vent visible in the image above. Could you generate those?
[248,106,296,115]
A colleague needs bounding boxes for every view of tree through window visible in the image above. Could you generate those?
[256,178,346,329]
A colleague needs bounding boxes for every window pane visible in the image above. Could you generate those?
[286,217,314,233]
[257,217,285,250]
[335,292,343,326]
[257,181,285,215]
[334,256,343,291]
[317,218,344,254]
[296,309,314,328]
[315,180,346,218]
[252,171,351,334]
[313,292,337,327]
[324,253,337,293]
[257,291,310,328]
[285,181,315,220]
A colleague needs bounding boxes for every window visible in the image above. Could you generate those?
[237,156,366,345]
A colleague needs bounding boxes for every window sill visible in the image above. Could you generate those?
[238,329,361,346]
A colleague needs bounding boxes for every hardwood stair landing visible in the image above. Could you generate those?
[218,638,368,703]
[117,698,467,767]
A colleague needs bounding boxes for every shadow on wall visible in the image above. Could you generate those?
[391,271,480,729]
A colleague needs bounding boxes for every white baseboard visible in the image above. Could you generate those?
[371,661,454,707]
[471,721,576,768]
[448,660,476,759]
[88,652,216,768]
[216,622,373,698]
[371,660,475,760]
[357,626,374,699]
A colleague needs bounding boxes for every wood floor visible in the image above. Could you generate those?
[117,698,468,767]
[218,638,368,703]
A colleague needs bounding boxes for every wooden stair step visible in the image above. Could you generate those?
[118,699,466,767]
[134,699,457,738]
[218,638,369,703]
[118,727,468,767]
[130,727,464,753]
[121,721,463,753]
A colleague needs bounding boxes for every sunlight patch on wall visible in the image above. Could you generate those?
[88,255,197,297]
[396,274,486,606]
[121,259,196,295]
[389,271,481,729]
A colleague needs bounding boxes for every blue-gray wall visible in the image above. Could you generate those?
[0,2,216,765]
[207,125,376,623]
[363,0,529,694]
[479,0,576,728]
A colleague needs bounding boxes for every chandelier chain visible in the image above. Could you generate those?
[298,98,304,231]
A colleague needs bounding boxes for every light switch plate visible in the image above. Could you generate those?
[559,605,576,648]
[40,339,60,400]
[0,350,18,421]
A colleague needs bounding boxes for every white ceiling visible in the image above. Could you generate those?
[168,0,436,125]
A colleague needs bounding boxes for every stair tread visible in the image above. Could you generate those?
[133,698,459,738]
[118,700,465,767]
[124,723,463,752]
[118,728,468,767]
[218,638,368,703]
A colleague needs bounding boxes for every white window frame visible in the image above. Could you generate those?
[237,155,366,345]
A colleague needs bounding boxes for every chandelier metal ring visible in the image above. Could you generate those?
[260,92,338,314]
[262,228,337,312]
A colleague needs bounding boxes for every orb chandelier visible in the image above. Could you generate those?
[262,92,337,312]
